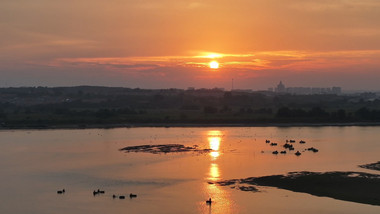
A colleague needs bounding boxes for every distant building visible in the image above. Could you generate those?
[275,81,286,93]
[287,87,311,95]
[271,81,342,95]
[332,87,342,94]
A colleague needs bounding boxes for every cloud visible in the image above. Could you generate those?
[2,49,380,90]
[43,50,380,76]
[1,0,380,89]
[289,0,380,12]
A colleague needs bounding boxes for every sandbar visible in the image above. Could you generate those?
[120,144,211,154]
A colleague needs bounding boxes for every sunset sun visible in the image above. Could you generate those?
[209,61,219,69]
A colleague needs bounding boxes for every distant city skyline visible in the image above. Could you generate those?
[1,1,380,90]
[270,81,342,94]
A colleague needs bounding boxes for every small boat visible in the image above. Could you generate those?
[119,195,125,199]
[295,151,301,156]
[272,151,279,155]
[93,189,105,195]
[57,189,65,194]
[280,151,287,154]
[307,147,319,152]
[206,198,212,205]
[130,193,137,198]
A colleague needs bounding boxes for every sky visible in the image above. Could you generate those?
[1,0,380,90]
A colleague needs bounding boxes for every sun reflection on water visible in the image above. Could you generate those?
[209,137,220,151]
[210,151,220,159]
[209,163,220,181]
[201,130,236,214]
[208,130,222,160]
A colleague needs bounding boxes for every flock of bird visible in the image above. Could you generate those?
[57,188,213,205]
[57,188,138,200]
[265,139,319,156]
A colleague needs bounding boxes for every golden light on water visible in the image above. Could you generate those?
[203,134,235,214]
[210,151,220,158]
[209,163,220,181]
[208,130,222,159]
[205,163,230,212]
[209,137,221,151]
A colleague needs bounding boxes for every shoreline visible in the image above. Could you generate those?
[215,171,380,206]
[2,122,380,130]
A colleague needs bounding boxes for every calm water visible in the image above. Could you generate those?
[1,126,380,214]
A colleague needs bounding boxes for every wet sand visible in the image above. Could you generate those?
[214,171,380,206]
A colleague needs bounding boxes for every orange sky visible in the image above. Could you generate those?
[1,0,380,90]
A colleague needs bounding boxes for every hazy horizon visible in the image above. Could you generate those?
[1,0,380,90]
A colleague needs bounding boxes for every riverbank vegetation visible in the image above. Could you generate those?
[1,86,380,128]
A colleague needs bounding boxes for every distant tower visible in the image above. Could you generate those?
[275,81,286,93]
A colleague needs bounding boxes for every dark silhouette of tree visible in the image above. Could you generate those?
[276,107,291,118]
[309,107,329,118]
[337,109,347,120]
[204,106,218,114]
[95,109,114,118]
[355,107,372,120]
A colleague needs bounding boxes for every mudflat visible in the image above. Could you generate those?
[214,171,380,206]
[120,144,211,154]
